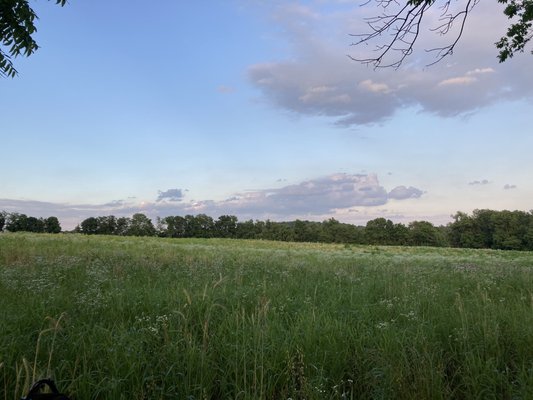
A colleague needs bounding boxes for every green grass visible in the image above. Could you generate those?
[1,233,533,399]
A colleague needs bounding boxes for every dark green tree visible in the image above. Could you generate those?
[126,213,156,237]
[408,221,440,247]
[491,210,528,250]
[235,219,258,239]
[524,212,533,250]
[0,0,67,77]
[115,217,131,236]
[321,218,341,243]
[392,223,410,246]
[365,218,395,245]
[321,218,363,243]
[159,215,187,238]
[293,220,320,242]
[254,220,266,239]
[181,214,215,238]
[183,215,199,237]
[448,209,532,250]
[260,220,275,240]
[44,216,61,233]
[80,217,98,235]
[260,220,296,242]
[26,216,45,233]
[449,212,481,248]
[5,213,28,232]
[195,214,215,238]
[214,215,238,238]
[472,209,497,248]
[96,215,117,235]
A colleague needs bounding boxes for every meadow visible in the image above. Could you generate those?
[1,233,532,399]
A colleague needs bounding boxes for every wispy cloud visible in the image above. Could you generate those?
[469,179,490,185]
[438,68,495,86]
[467,68,495,75]
[503,184,517,190]
[438,76,478,87]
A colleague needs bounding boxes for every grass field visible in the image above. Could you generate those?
[1,233,533,399]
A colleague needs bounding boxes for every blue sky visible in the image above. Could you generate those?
[1,0,532,229]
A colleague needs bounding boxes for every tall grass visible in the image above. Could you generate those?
[1,233,532,399]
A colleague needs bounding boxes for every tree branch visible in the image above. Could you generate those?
[351,0,479,68]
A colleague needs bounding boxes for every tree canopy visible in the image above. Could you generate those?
[352,0,533,68]
[0,0,67,77]
[3,208,532,251]
[1,211,62,233]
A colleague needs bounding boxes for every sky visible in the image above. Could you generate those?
[1,0,532,230]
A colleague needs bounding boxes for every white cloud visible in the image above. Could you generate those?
[358,79,390,93]
[248,1,533,126]
[438,76,477,86]
[467,68,495,75]
[438,68,495,86]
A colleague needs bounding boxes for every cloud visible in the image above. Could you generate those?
[158,173,425,221]
[469,179,490,185]
[467,68,495,75]
[156,189,185,202]
[438,68,495,86]
[358,79,391,94]
[503,184,517,190]
[217,85,235,93]
[248,1,533,126]
[388,186,424,200]
[438,76,478,86]
[103,200,126,207]
[299,85,351,104]
[248,60,401,125]
[212,173,391,216]
[139,173,423,220]
[0,173,423,230]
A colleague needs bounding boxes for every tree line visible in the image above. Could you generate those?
[0,212,61,233]
[70,213,441,246]
[2,209,533,251]
[449,210,533,250]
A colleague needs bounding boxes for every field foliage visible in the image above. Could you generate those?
[1,233,533,399]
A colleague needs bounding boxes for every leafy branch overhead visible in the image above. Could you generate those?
[496,0,533,61]
[0,0,67,77]
[351,0,533,68]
